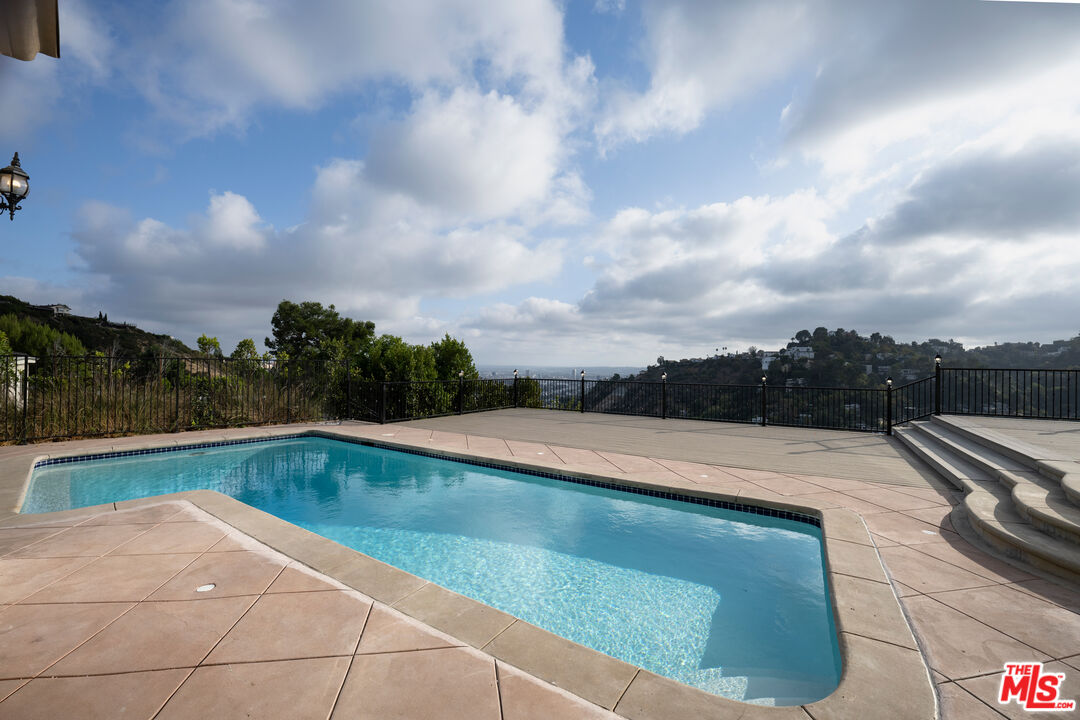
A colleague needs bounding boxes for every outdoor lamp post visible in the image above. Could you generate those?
[0,153,30,220]
[934,354,943,416]
[885,376,894,435]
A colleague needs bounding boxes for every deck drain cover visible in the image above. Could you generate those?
[196,583,216,592]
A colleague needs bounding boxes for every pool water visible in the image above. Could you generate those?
[24,436,841,705]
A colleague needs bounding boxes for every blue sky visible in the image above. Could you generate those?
[2,0,1080,364]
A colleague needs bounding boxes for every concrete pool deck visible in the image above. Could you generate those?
[1,413,1079,718]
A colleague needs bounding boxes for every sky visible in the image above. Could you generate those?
[2,0,1079,365]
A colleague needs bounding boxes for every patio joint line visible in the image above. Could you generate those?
[902,543,1025,586]
[389,581,430,609]
[915,593,1054,660]
[948,682,1012,720]
[611,667,640,712]
[829,569,891,586]
[189,562,288,668]
[480,619,518,651]
[840,629,919,654]
[5,557,97,605]
[326,600,374,720]
[11,527,209,680]
[150,668,197,719]
[0,526,70,557]
[493,658,505,720]
[354,644,464,657]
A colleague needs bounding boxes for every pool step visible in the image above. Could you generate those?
[894,419,1080,584]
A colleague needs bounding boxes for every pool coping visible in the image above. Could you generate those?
[0,425,938,720]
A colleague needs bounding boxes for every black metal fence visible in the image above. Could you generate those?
[2,354,1077,444]
[937,367,1080,420]
[1,355,342,443]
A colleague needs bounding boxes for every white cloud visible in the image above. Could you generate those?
[595,0,820,150]
[463,131,1080,363]
[125,0,582,137]
[367,88,564,221]
[64,160,565,349]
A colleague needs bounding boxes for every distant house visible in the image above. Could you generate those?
[32,303,71,315]
[789,347,815,362]
[761,352,779,370]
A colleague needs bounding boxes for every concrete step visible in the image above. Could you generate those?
[933,415,1080,508]
[962,491,1080,584]
[892,425,989,492]
[894,421,1080,583]
[908,421,1080,544]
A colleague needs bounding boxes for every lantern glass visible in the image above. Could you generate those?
[10,174,27,198]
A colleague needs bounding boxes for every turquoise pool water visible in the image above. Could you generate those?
[24,436,841,705]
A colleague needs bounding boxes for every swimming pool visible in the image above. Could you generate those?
[23,434,842,705]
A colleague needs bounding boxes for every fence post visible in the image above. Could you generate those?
[886,377,894,435]
[345,357,352,420]
[174,361,180,431]
[458,371,464,415]
[286,364,292,425]
[379,382,387,424]
[513,370,518,408]
[580,370,586,413]
[19,357,28,444]
[934,355,942,416]
[661,373,667,420]
[760,375,767,427]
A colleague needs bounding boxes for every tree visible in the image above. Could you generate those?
[366,335,436,382]
[197,334,222,357]
[265,300,375,367]
[230,338,259,361]
[0,314,87,357]
[430,334,478,381]
[795,329,812,344]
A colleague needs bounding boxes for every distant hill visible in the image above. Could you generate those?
[625,328,1080,388]
[0,295,193,356]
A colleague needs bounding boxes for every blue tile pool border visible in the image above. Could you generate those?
[30,431,822,528]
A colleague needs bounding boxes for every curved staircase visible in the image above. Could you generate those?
[894,416,1080,583]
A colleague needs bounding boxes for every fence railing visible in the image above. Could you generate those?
[937,367,1080,420]
[1,355,341,443]
[3,354,1078,444]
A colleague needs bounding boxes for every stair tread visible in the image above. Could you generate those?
[913,421,1032,473]
[897,424,1080,578]
[964,492,1080,574]
[936,415,1077,464]
[896,426,993,489]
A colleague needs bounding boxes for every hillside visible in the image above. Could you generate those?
[0,295,193,356]
[625,328,1080,388]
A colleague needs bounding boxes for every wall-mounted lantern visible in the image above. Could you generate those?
[0,153,29,220]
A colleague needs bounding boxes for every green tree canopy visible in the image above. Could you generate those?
[230,338,260,361]
[366,335,436,382]
[430,333,478,381]
[197,334,223,357]
[265,300,375,366]
[0,314,87,357]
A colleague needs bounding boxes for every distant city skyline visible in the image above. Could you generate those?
[3,0,1080,365]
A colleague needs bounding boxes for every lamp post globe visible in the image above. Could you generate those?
[0,153,30,220]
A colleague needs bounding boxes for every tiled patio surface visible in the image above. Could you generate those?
[2,414,1079,718]
[0,501,616,719]
[401,408,945,486]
